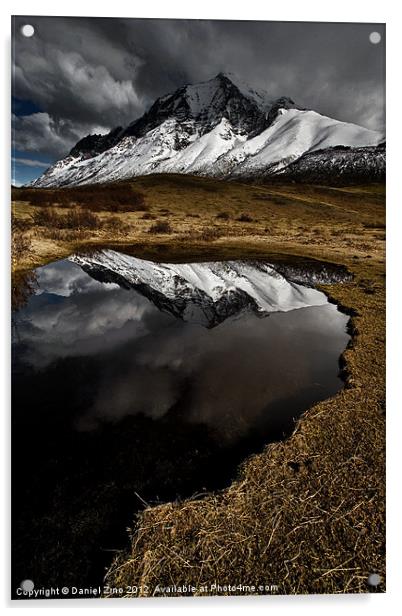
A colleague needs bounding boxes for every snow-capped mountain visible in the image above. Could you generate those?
[69,250,332,328]
[32,73,385,187]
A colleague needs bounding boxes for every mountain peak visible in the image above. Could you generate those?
[212,71,238,84]
[186,72,273,110]
[122,72,274,141]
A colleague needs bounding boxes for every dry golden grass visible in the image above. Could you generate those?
[12,175,385,275]
[11,175,385,595]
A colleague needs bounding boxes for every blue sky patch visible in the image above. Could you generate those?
[12,96,43,116]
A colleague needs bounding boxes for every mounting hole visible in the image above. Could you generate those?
[367,573,381,586]
[20,579,34,592]
[369,32,381,45]
[21,24,35,38]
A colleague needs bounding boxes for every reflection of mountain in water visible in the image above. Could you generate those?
[70,250,330,328]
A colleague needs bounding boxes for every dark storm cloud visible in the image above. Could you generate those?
[12,16,385,159]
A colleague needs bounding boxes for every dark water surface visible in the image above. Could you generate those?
[12,257,350,594]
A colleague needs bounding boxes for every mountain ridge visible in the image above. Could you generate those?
[31,73,385,187]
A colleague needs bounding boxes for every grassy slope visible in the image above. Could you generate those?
[12,175,385,594]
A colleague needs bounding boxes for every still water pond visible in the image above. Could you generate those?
[12,252,350,591]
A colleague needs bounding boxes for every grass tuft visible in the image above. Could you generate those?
[148,220,173,234]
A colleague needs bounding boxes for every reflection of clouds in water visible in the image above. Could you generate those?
[82,304,349,440]
[186,307,348,439]
[15,288,163,366]
[14,260,170,367]
[79,365,182,430]
[14,260,350,440]
[36,260,118,297]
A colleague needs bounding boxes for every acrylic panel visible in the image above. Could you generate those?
[11,16,385,600]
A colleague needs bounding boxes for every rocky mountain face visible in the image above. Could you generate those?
[273,143,386,184]
[68,250,346,328]
[69,126,124,159]
[122,72,288,140]
[31,73,385,187]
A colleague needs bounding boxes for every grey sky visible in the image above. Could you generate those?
[12,16,385,161]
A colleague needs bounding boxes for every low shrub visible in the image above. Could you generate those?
[64,209,99,229]
[236,213,253,223]
[31,207,100,230]
[30,207,61,227]
[148,220,172,234]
